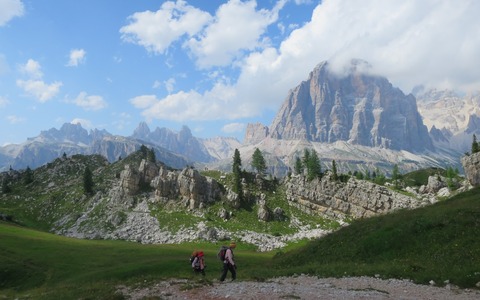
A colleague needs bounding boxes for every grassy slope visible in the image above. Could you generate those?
[1,188,479,299]
[274,187,480,288]
[0,222,274,299]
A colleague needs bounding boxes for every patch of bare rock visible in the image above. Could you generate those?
[117,275,480,300]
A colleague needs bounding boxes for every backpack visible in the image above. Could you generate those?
[217,245,229,261]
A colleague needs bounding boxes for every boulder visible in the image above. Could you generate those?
[461,152,480,187]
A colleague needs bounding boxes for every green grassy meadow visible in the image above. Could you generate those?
[1,187,479,299]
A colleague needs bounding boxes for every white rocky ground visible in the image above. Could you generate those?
[117,275,480,299]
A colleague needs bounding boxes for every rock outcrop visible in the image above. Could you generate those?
[269,60,433,152]
[461,152,480,187]
[286,173,429,219]
[151,166,223,209]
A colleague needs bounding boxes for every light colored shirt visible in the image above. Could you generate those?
[225,248,235,265]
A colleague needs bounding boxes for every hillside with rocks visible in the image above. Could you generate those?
[2,146,475,251]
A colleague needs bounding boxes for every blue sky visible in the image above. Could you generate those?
[1,0,479,146]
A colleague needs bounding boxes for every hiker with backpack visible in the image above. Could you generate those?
[219,241,237,282]
[191,250,206,276]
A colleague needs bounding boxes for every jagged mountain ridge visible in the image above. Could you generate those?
[0,123,190,171]
[0,122,240,172]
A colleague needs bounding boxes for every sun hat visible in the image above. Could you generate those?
[198,251,204,257]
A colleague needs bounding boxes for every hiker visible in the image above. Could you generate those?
[191,251,206,276]
[220,241,236,282]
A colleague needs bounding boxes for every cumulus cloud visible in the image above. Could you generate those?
[120,0,212,54]
[132,0,480,124]
[72,92,107,111]
[186,0,286,68]
[67,49,86,67]
[20,59,43,79]
[130,95,159,109]
[17,59,62,102]
[0,0,24,26]
[222,122,245,134]
[16,79,62,103]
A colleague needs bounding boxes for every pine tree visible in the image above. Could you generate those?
[83,166,94,195]
[306,149,322,181]
[251,148,267,175]
[331,160,338,181]
[232,149,243,199]
[147,147,156,162]
[392,164,400,189]
[472,134,479,154]
[294,156,303,175]
[23,166,34,185]
[140,144,148,158]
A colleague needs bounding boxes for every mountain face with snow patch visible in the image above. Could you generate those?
[269,60,433,152]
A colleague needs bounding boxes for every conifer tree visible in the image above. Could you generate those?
[472,134,479,154]
[83,166,94,195]
[147,147,156,162]
[306,149,322,181]
[232,149,243,199]
[294,156,303,175]
[23,166,34,185]
[331,160,338,181]
[251,148,267,174]
[140,144,148,158]
[392,164,400,189]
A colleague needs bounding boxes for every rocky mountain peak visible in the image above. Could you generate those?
[132,122,151,139]
[244,123,269,145]
[37,122,90,144]
[269,60,433,152]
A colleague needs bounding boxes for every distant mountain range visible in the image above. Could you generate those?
[1,60,478,175]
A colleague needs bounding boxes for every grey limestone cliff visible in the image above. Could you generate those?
[269,60,433,152]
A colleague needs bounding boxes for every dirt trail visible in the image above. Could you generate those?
[117,275,480,299]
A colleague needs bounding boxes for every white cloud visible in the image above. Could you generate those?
[6,114,25,124]
[72,92,107,111]
[17,59,62,102]
[0,96,9,107]
[130,95,159,109]
[20,59,43,79]
[131,82,257,122]
[222,122,245,133]
[71,118,93,129]
[0,0,24,26]
[164,78,176,93]
[186,0,286,68]
[120,0,212,54]
[16,79,62,102]
[66,49,86,67]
